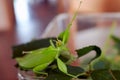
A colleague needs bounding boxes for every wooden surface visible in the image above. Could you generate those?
[0,1,58,80]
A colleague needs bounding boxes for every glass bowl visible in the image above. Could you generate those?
[42,13,120,65]
[42,13,120,48]
[18,70,45,80]
[18,13,120,80]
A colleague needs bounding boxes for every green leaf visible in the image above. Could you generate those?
[16,47,57,69]
[67,65,84,76]
[57,58,68,74]
[111,35,120,43]
[45,69,72,80]
[76,45,101,63]
[56,58,77,78]
[12,38,56,58]
[92,58,111,70]
[91,69,120,80]
[111,35,120,55]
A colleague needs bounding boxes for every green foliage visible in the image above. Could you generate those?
[57,58,68,74]
[76,46,101,64]
[44,69,72,80]
[67,65,84,76]
[91,69,120,80]
[12,38,56,58]
[111,35,120,55]
[92,58,111,70]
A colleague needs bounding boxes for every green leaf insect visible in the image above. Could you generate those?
[13,1,102,80]
[15,37,76,77]
[16,47,58,69]
[15,1,82,77]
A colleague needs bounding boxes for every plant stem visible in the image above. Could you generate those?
[109,69,117,80]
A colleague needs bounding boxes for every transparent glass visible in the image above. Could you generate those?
[18,13,120,80]
[42,13,120,48]
[18,70,45,80]
[18,70,84,80]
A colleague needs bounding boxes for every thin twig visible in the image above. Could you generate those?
[109,69,117,80]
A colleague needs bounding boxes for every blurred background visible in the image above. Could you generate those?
[0,0,120,80]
